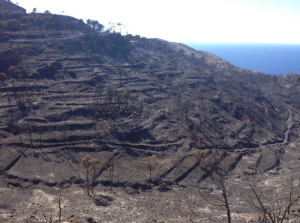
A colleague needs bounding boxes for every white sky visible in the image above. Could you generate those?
[14,0,300,43]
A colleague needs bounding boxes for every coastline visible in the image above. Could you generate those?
[185,42,300,75]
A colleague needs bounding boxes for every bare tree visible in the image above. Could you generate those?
[95,84,104,106]
[182,98,193,123]
[199,167,232,223]
[39,189,64,223]
[82,155,102,195]
[82,155,94,195]
[91,158,101,194]
[122,89,129,107]
[244,177,300,223]
[106,86,114,115]
[58,190,62,222]
[174,94,193,123]
[40,204,54,223]
[21,122,36,147]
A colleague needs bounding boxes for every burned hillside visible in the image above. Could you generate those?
[1,1,300,222]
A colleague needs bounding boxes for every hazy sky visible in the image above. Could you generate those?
[14,0,300,43]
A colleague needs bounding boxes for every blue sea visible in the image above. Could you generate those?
[185,43,300,75]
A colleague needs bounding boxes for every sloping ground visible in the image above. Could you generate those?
[1,3,300,221]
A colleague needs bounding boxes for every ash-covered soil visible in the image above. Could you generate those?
[2,1,300,222]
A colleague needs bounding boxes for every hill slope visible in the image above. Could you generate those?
[1,2,300,222]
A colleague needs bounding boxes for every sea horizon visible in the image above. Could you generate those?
[185,42,300,75]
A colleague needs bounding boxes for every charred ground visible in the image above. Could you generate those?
[1,1,300,222]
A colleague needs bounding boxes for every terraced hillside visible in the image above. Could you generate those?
[2,1,300,222]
